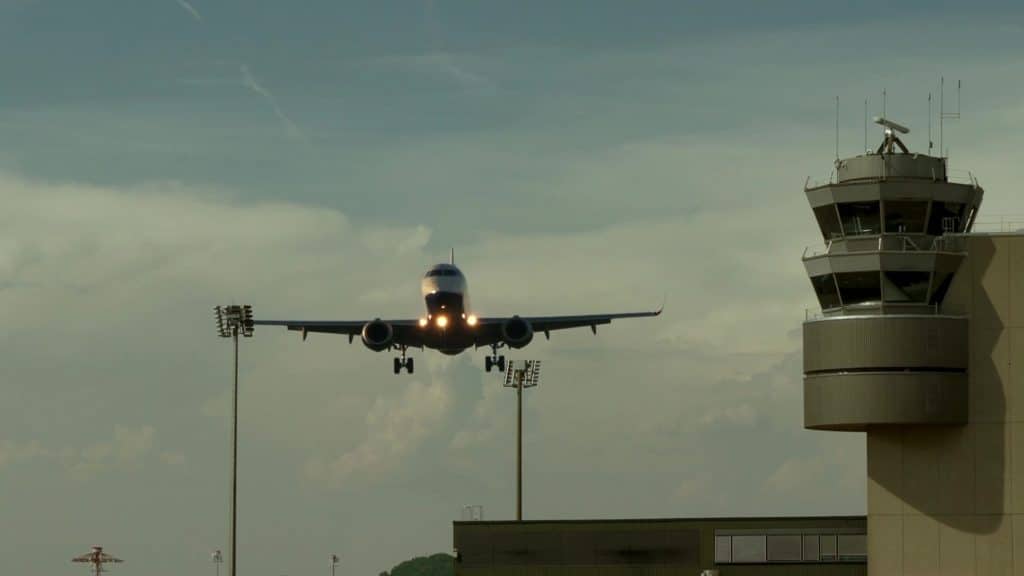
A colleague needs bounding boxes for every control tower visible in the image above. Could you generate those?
[802,118,1024,574]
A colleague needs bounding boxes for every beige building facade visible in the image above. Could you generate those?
[866,233,1024,575]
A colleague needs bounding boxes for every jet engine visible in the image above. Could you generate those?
[361,319,394,351]
[500,316,534,348]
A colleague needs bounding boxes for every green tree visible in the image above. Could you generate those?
[381,553,454,576]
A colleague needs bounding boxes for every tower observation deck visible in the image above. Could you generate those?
[801,118,983,430]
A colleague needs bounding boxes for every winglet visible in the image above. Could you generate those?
[656,293,667,315]
[450,247,455,265]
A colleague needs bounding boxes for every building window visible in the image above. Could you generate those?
[810,274,841,310]
[813,205,843,240]
[819,535,837,561]
[767,535,802,562]
[730,535,767,564]
[714,536,732,564]
[838,535,867,561]
[883,271,931,303]
[930,272,955,304]
[884,201,928,234]
[835,272,881,305]
[803,535,819,561]
[714,531,865,565]
[927,202,966,235]
[837,201,880,236]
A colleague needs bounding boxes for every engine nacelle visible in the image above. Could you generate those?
[500,316,534,348]
[361,319,394,351]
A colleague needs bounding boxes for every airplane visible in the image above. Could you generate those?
[72,546,123,576]
[255,250,662,374]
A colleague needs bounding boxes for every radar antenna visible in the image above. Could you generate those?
[873,116,910,154]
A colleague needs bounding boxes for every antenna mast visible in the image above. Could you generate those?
[928,93,933,154]
[864,98,868,153]
[834,96,840,161]
[939,77,962,158]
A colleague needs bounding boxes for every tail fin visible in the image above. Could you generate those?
[450,247,455,265]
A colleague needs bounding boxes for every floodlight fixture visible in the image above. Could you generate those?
[502,360,542,521]
[212,550,223,576]
[215,305,254,338]
[503,360,541,389]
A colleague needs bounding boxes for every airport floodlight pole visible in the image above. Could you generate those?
[503,360,541,521]
[212,550,223,576]
[330,554,340,576]
[215,305,254,576]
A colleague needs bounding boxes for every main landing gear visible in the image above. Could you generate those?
[393,346,414,374]
[484,344,506,373]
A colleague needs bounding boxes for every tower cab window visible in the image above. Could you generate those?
[810,274,841,310]
[927,202,966,235]
[884,201,927,234]
[835,272,881,305]
[837,202,880,236]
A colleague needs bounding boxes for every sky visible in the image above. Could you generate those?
[1,1,1024,575]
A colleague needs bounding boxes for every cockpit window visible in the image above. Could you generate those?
[426,269,459,277]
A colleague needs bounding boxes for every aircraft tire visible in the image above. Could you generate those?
[406,358,414,374]
[393,358,401,374]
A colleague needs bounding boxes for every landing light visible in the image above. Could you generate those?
[467,315,478,326]
[418,318,428,327]
[436,315,449,328]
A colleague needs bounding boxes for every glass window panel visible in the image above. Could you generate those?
[930,272,954,305]
[927,202,966,235]
[885,201,928,233]
[838,534,867,560]
[819,535,837,561]
[715,536,732,564]
[803,535,819,561]
[835,272,881,305]
[767,535,802,562]
[883,271,931,303]
[837,201,880,236]
[813,205,843,240]
[731,535,766,564]
[810,274,841,309]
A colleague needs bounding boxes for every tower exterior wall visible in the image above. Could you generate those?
[866,234,1024,575]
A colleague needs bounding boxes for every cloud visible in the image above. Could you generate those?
[422,0,496,92]
[159,451,186,466]
[68,426,156,480]
[240,64,305,141]
[174,0,203,23]
[308,372,454,488]
[0,440,51,469]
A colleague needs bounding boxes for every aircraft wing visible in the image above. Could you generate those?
[474,307,663,345]
[253,319,425,347]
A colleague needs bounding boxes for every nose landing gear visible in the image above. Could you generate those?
[393,346,414,374]
[484,344,506,373]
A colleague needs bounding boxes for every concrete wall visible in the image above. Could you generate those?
[867,234,1024,575]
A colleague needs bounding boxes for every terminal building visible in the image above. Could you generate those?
[452,120,1017,575]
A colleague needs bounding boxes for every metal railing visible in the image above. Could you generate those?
[803,166,979,189]
[802,235,966,259]
[805,303,942,321]
[971,216,1024,233]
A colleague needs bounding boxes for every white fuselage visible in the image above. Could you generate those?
[420,263,471,321]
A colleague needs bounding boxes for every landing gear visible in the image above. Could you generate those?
[393,347,414,374]
[484,344,506,373]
